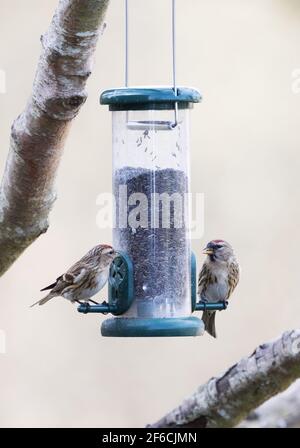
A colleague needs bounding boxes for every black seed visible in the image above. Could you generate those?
[113,167,190,318]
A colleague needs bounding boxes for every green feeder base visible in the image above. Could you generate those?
[101,316,204,337]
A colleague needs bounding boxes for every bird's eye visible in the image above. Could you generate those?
[215,245,223,249]
[108,250,114,255]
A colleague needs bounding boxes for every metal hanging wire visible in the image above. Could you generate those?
[125,0,178,130]
[125,0,129,88]
[172,0,178,127]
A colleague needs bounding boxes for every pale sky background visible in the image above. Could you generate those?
[0,0,300,427]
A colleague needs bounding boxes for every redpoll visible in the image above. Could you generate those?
[198,240,240,338]
[31,244,117,307]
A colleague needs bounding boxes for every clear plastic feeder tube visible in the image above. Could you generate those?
[101,87,201,319]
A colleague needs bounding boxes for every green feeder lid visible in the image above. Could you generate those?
[100,86,202,111]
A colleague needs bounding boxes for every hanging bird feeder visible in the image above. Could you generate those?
[78,0,227,336]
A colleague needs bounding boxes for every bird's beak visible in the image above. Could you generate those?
[203,248,214,255]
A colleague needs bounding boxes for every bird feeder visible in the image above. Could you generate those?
[77,1,227,336]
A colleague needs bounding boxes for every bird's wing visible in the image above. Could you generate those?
[48,264,90,295]
[40,275,63,291]
[64,265,89,284]
[198,262,212,299]
[61,262,91,286]
[227,261,240,299]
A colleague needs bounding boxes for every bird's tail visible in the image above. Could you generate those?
[30,293,56,308]
[202,310,217,338]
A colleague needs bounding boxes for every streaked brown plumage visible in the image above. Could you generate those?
[198,239,240,338]
[31,244,117,307]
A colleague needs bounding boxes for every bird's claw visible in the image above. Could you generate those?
[100,300,109,315]
[199,297,208,310]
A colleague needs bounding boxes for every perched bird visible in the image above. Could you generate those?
[198,240,240,338]
[31,244,117,307]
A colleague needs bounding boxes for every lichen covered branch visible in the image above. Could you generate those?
[150,330,300,428]
[238,380,300,428]
[0,0,109,276]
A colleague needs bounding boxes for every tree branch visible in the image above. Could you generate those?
[238,380,300,428]
[0,0,110,276]
[149,330,300,428]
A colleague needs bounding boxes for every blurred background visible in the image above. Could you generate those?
[0,0,300,428]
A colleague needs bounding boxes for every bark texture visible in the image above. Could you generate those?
[150,330,300,428]
[239,380,300,428]
[0,0,109,276]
